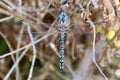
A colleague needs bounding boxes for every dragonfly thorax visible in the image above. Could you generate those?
[58,21,68,33]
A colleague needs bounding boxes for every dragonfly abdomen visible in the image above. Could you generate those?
[59,33,65,71]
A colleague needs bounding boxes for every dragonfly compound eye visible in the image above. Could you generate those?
[58,12,68,21]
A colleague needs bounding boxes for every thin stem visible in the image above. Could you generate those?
[15,25,25,80]
[0,16,13,23]
[26,22,37,80]
[92,23,108,80]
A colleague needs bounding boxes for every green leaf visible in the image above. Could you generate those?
[0,39,7,54]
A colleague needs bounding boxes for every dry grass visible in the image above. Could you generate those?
[0,0,120,80]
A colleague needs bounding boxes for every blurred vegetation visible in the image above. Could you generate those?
[0,0,120,80]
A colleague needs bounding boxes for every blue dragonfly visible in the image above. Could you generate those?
[58,12,68,71]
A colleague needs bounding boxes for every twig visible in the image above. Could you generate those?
[15,25,25,80]
[0,16,13,23]
[0,1,12,11]
[26,22,37,80]
[0,8,11,15]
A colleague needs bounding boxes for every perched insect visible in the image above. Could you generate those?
[58,12,68,71]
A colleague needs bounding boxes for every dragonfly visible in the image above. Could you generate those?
[58,11,68,71]
[57,0,70,73]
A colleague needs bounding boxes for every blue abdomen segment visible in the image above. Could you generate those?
[59,33,65,71]
[58,12,68,21]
